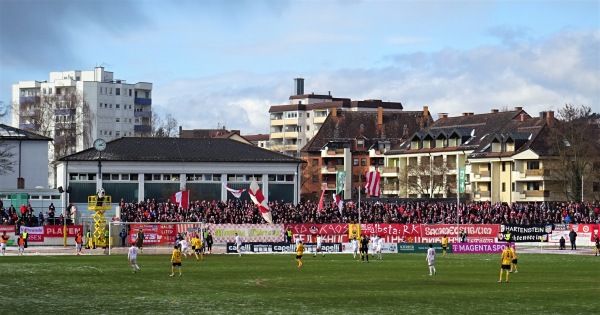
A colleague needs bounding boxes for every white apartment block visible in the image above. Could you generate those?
[268,78,404,157]
[11,67,153,153]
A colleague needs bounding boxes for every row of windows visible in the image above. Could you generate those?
[99,130,133,137]
[69,173,295,182]
[99,87,133,96]
[99,103,133,110]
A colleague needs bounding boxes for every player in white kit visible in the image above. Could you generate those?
[128,244,141,273]
[376,236,384,260]
[426,244,436,276]
[351,237,359,259]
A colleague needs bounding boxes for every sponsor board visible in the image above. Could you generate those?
[225,242,343,253]
[397,243,452,253]
[0,226,15,233]
[128,224,177,245]
[209,224,284,243]
[452,243,511,254]
[44,225,83,237]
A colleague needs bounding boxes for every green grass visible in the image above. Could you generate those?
[1,252,598,314]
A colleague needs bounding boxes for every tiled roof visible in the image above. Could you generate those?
[59,137,304,163]
[268,99,403,113]
[242,134,270,141]
[0,124,52,141]
[302,110,431,152]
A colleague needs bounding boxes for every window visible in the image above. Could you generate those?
[109,88,112,95]
[312,175,318,182]
[527,161,540,170]
[502,183,506,192]
[593,182,599,192]
[527,182,540,191]
[49,88,53,94]
[116,118,120,122]
[116,104,120,109]
[312,159,318,166]
[130,174,138,181]
[357,139,364,148]
[109,104,112,109]
[116,88,120,95]
[502,162,506,172]
[153,174,161,180]
[111,174,119,180]
[116,131,120,137]
[121,174,129,180]
[353,158,359,166]
[307,125,310,131]
[144,174,153,181]
[512,183,516,192]
[361,158,367,166]
[129,89,132,96]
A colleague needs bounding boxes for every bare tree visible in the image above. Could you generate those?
[545,104,600,201]
[151,112,179,138]
[398,155,451,197]
[13,89,94,160]
[0,101,16,175]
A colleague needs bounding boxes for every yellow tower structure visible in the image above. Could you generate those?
[88,194,112,248]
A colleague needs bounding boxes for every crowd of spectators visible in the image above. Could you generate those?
[1,202,74,227]
[117,198,600,226]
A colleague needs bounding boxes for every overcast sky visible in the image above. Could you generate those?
[1,0,598,134]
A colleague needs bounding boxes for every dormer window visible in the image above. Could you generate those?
[357,139,364,148]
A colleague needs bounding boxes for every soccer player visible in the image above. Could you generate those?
[351,237,358,259]
[17,235,25,256]
[128,243,140,273]
[594,234,599,257]
[314,235,325,257]
[370,235,378,257]
[136,228,144,254]
[235,233,243,257]
[295,240,305,268]
[376,235,384,260]
[1,231,9,255]
[509,245,518,273]
[171,245,182,276]
[426,244,436,275]
[360,235,369,263]
[499,244,513,283]
[441,235,449,258]
[191,234,203,261]
[75,231,83,255]
[179,237,191,258]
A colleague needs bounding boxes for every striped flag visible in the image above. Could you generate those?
[364,171,381,197]
[223,183,245,199]
[248,181,272,224]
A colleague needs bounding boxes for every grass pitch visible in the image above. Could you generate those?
[1,251,598,314]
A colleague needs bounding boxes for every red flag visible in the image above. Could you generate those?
[317,186,326,212]
[365,171,381,197]
[170,190,189,209]
[248,181,272,223]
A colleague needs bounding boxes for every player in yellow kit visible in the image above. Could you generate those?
[441,235,449,258]
[191,234,204,261]
[499,244,513,283]
[295,240,305,268]
[171,245,182,276]
[509,245,518,273]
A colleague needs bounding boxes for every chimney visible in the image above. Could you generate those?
[294,77,304,95]
[377,107,383,125]
[491,109,499,114]
[462,112,469,116]
[332,107,337,117]
[515,106,523,111]
[520,113,527,122]
[468,112,474,116]
[423,106,429,118]
[438,113,448,119]
[546,110,555,127]
[17,177,24,189]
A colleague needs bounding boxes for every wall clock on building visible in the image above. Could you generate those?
[93,138,107,151]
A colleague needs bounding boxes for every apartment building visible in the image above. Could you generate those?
[12,67,152,155]
[268,78,404,157]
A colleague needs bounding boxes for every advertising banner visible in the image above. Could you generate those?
[420,224,500,243]
[452,243,511,254]
[20,226,44,242]
[44,225,83,237]
[499,224,552,242]
[568,224,598,242]
[225,242,343,253]
[128,224,177,245]
[397,243,451,253]
[209,224,284,243]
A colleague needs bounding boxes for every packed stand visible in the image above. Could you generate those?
[117,198,600,225]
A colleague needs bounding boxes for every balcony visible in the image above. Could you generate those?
[473,170,490,179]
[134,111,152,118]
[382,166,399,175]
[270,119,284,126]
[369,165,383,172]
[474,191,491,198]
[270,132,284,139]
[369,149,385,157]
[524,169,548,177]
[19,123,37,130]
[54,109,75,116]
[322,148,345,157]
[522,190,551,198]
[134,98,152,106]
[313,116,327,124]
[134,124,151,132]
[19,96,40,104]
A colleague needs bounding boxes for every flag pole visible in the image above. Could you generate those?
[358,174,362,224]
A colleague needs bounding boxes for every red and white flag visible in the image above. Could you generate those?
[170,190,189,209]
[223,183,245,199]
[333,193,344,216]
[365,171,381,197]
[248,181,272,224]
[317,183,326,212]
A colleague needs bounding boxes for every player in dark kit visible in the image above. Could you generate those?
[360,235,369,263]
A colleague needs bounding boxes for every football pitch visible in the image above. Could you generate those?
[1,251,598,314]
